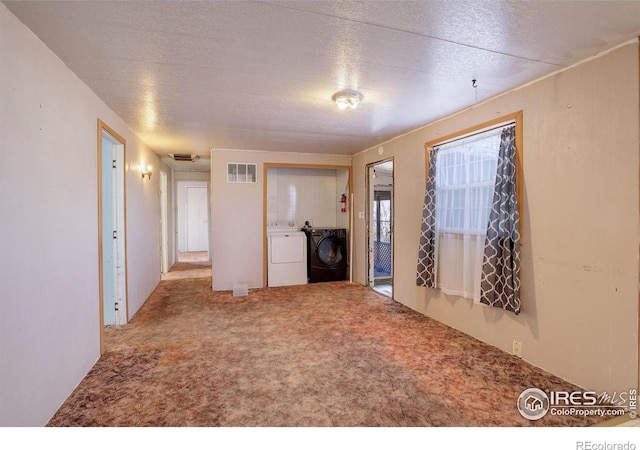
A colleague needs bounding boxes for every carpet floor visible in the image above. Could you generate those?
[48,262,604,427]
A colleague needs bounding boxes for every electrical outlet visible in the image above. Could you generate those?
[512,340,523,358]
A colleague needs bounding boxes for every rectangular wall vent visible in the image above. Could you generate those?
[233,282,249,297]
[170,153,198,162]
[227,162,257,183]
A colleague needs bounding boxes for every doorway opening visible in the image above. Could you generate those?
[98,120,128,354]
[177,181,210,263]
[367,159,393,297]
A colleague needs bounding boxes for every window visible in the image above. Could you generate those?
[373,190,392,243]
[425,111,523,239]
[434,127,502,235]
[417,111,523,305]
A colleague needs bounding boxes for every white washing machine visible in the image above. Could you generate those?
[267,225,308,287]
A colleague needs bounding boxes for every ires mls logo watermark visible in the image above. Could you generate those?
[517,388,550,420]
[517,387,637,420]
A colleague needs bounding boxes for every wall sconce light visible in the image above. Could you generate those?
[332,88,363,110]
[141,165,153,180]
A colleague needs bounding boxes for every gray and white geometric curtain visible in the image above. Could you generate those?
[416,148,438,288]
[479,125,521,314]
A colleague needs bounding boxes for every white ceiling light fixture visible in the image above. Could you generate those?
[332,89,363,110]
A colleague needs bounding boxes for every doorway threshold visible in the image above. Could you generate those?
[373,283,392,297]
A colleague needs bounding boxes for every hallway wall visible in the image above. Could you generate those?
[0,4,166,426]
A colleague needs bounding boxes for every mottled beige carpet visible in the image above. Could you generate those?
[48,262,604,427]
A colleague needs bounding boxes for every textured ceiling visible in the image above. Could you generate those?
[5,1,640,163]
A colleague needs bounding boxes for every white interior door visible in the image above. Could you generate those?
[101,134,116,326]
[186,186,209,252]
[113,142,127,325]
[101,130,127,327]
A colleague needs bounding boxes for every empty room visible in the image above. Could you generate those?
[1,1,639,445]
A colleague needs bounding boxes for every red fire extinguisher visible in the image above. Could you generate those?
[340,194,347,213]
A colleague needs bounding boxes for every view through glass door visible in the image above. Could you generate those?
[367,160,393,297]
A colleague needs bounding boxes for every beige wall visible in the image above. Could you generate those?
[1,5,167,425]
[353,42,639,394]
[210,150,351,291]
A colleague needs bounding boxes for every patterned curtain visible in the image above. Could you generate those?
[416,148,438,288]
[479,125,521,314]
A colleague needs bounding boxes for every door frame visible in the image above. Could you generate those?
[366,158,394,297]
[97,119,128,355]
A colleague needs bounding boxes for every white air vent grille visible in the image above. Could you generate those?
[227,162,257,183]
[233,282,249,297]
